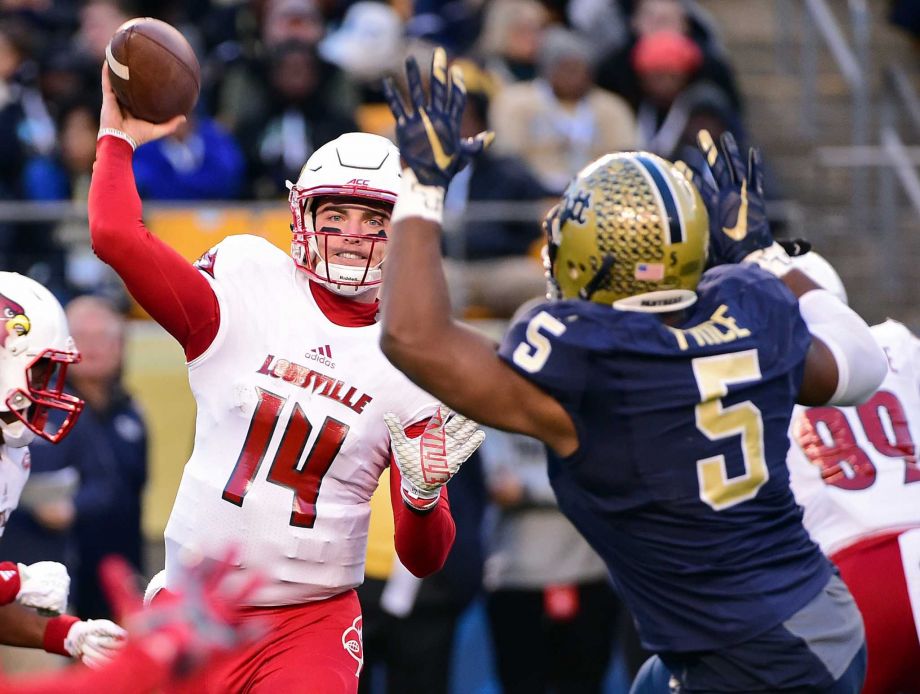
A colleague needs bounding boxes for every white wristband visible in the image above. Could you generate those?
[743,242,792,277]
[391,168,445,226]
[97,127,137,151]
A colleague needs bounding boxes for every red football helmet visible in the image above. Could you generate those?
[0,272,83,446]
[287,132,401,296]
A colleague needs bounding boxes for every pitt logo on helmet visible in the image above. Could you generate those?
[544,152,709,312]
[0,292,30,347]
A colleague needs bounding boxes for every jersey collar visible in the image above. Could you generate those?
[308,281,379,327]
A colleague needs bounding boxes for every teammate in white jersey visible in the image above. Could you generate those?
[787,252,920,694]
[89,65,482,693]
[0,271,129,667]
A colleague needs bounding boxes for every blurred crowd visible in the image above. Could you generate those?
[0,0,748,318]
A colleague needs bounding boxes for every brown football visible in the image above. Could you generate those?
[106,17,200,124]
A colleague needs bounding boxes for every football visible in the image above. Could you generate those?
[105,17,200,124]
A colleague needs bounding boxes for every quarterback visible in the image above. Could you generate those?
[0,271,126,668]
[379,48,887,692]
[89,66,481,693]
[788,252,920,694]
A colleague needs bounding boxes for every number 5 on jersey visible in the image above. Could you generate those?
[222,388,349,527]
[692,350,769,511]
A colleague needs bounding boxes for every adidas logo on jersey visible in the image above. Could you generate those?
[0,569,16,582]
[306,344,335,368]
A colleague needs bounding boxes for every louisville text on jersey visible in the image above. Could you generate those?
[256,354,373,414]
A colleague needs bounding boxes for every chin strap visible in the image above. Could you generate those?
[0,418,35,448]
[578,254,616,301]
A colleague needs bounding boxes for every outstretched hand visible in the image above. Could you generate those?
[382,46,493,190]
[683,129,772,267]
[100,64,185,148]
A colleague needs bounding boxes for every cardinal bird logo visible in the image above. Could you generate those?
[0,293,29,347]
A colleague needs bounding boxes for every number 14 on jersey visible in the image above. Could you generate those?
[222,387,349,527]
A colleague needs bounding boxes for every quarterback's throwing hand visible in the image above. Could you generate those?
[383,46,493,191]
[385,406,485,512]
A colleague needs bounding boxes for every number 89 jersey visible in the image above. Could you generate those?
[788,319,920,556]
[164,236,437,606]
[499,264,830,653]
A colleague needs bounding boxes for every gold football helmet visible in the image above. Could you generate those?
[543,152,709,312]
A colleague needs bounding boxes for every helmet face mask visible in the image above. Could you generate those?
[0,272,83,446]
[5,349,83,444]
[544,152,710,312]
[287,132,401,296]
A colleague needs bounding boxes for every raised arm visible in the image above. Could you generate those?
[379,48,578,457]
[88,66,219,361]
[691,129,886,406]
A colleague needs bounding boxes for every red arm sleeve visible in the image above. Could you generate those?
[88,135,220,361]
[389,420,456,577]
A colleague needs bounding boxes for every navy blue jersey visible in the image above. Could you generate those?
[499,264,832,652]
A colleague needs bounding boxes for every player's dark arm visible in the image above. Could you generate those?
[380,217,579,457]
[0,602,47,648]
[781,268,886,406]
[692,129,886,408]
[89,65,219,361]
[0,603,77,655]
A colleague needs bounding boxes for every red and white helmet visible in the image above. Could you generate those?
[287,132,401,296]
[0,272,83,446]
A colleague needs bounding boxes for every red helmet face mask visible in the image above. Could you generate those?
[6,349,84,444]
[0,272,84,447]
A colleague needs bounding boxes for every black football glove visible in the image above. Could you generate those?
[383,46,493,191]
[689,129,773,266]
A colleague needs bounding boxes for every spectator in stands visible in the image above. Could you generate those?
[132,111,245,200]
[37,48,97,125]
[318,0,405,133]
[481,424,645,693]
[490,26,636,193]
[236,39,356,199]
[595,0,742,114]
[358,453,487,694]
[0,19,34,202]
[632,30,740,163]
[474,0,549,85]
[440,59,553,318]
[37,297,146,620]
[212,0,358,138]
[23,98,99,202]
[406,0,484,55]
[18,98,125,305]
[0,18,66,295]
[74,0,129,65]
[563,0,630,59]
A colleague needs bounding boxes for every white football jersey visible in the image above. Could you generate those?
[0,443,30,537]
[164,236,438,606]
[788,320,920,556]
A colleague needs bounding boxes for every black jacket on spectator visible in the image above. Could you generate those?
[451,152,553,261]
[0,387,147,620]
